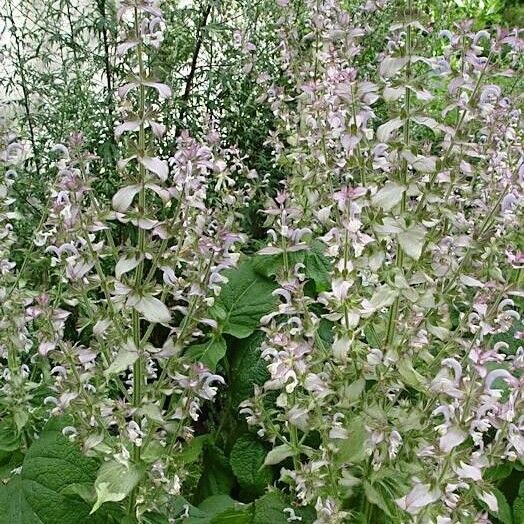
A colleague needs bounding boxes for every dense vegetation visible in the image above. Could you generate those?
[0,0,523,523]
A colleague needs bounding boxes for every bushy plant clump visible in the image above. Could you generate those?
[0,0,522,523]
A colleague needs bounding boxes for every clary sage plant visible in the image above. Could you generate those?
[0,0,523,523]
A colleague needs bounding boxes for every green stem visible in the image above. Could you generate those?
[385,0,411,349]
[129,7,147,519]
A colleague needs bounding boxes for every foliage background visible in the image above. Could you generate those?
[0,0,523,523]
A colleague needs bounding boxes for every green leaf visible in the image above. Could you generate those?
[210,509,251,524]
[61,483,96,503]
[485,462,513,482]
[252,492,288,524]
[141,440,165,464]
[512,481,524,524]
[303,241,331,292]
[371,182,405,210]
[229,332,269,408]
[363,482,394,518]
[336,417,367,464]
[252,251,305,278]
[143,512,169,524]
[397,225,426,260]
[179,435,209,464]
[486,488,513,524]
[104,343,138,376]
[397,357,427,391]
[0,419,21,452]
[252,242,330,293]
[252,492,315,524]
[211,260,277,338]
[91,460,143,513]
[364,324,381,347]
[0,417,108,524]
[184,496,247,524]
[198,495,236,515]
[0,449,23,481]
[172,497,209,523]
[230,435,272,495]
[263,444,294,466]
[194,444,235,504]
[13,410,29,432]
[185,336,227,371]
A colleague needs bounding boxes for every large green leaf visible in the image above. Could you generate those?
[229,332,269,408]
[179,435,209,464]
[252,251,305,278]
[211,260,277,339]
[210,509,251,523]
[185,336,227,371]
[230,435,272,495]
[486,488,513,524]
[252,492,315,524]
[183,496,250,524]
[303,241,331,292]
[0,418,110,524]
[252,242,331,293]
[0,419,21,452]
[335,417,367,464]
[194,443,235,504]
[91,460,144,513]
[198,495,237,516]
[512,480,524,524]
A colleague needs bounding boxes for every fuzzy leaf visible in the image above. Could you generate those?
[364,482,394,517]
[229,332,269,408]
[485,488,513,524]
[211,260,277,338]
[230,436,272,494]
[198,495,236,516]
[398,225,426,260]
[336,418,367,464]
[304,242,331,292]
[397,357,427,391]
[210,509,251,524]
[253,492,315,524]
[0,419,21,452]
[0,418,108,524]
[185,336,227,371]
[379,56,409,78]
[513,481,524,524]
[115,255,140,280]
[132,295,171,324]
[263,444,294,466]
[252,251,305,278]
[91,461,143,513]
[185,496,251,523]
[376,117,403,142]
[104,342,138,376]
[139,156,168,181]
[371,183,405,211]
[112,184,140,212]
[179,435,209,464]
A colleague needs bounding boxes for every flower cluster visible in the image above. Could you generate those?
[0,130,50,445]
[1,1,522,522]
[242,1,524,522]
[28,1,257,517]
